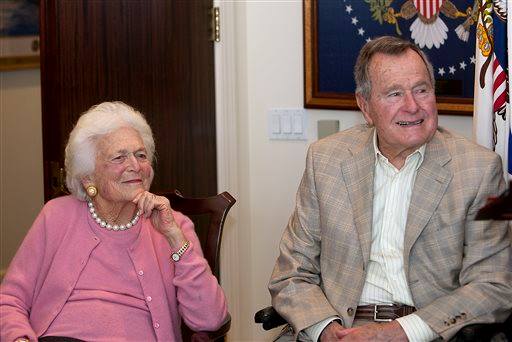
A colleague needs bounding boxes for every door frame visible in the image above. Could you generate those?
[214,1,240,338]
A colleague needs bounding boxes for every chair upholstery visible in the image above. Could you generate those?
[163,189,236,342]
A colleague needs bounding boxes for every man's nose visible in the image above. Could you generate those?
[403,91,419,113]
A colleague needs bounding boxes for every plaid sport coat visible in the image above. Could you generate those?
[269,125,512,341]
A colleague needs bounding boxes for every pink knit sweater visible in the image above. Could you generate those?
[0,196,228,341]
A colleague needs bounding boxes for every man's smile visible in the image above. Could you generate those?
[396,119,424,127]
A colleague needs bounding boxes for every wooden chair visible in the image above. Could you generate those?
[163,189,236,342]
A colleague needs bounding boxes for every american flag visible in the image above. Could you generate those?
[473,0,511,180]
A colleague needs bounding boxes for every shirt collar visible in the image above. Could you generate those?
[372,129,426,170]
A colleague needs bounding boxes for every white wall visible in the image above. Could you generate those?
[0,69,44,275]
[232,1,474,340]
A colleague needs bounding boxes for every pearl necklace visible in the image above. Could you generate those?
[87,201,141,231]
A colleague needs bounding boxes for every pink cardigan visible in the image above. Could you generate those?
[0,196,228,341]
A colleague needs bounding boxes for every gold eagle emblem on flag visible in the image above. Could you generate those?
[365,0,479,48]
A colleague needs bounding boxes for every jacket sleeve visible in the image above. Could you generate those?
[268,146,339,337]
[0,209,50,342]
[414,154,512,340]
[172,214,228,331]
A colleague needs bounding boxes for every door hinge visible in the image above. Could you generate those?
[211,6,220,42]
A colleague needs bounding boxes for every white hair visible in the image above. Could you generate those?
[65,101,155,200]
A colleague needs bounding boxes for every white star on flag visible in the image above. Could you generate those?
[449,66,456,74]
[459,61,467,70]
[438,68,445,76]
[358,27,365,36]
[351,17,358,25]
[345,5,353,14]
[470,56,476,64]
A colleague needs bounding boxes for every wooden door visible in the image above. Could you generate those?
[40,0,217,201]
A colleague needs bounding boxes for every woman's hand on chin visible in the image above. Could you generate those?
[132,191,187,248]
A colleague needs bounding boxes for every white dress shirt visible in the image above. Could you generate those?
[305,133,438,342]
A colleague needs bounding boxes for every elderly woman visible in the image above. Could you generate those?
[0,102,228,342]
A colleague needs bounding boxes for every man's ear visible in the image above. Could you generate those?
[355,93,373,126]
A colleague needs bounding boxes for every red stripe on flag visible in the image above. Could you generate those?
[436,0,443,16]
[494,92,507,112]
[492,58,500,73]
[491,57,506,112]
[493,72,506,93]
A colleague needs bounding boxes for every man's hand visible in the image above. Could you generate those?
[320,321,348,341]
[340,321,408,341]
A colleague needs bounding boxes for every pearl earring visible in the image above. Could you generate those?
[86,185,98,198]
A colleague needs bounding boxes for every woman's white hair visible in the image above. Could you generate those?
[65,101,155,201]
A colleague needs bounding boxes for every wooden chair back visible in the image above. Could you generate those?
[163,189,236,280]
[163,190,235,341]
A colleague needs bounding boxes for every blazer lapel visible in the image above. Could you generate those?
[403,132,452,268]
[341,130,375,266]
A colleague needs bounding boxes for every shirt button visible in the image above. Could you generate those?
[154,322,160,329]
[138,270,144,276]
[347,307,354,316]
[450,318,456,324]
[146,296,152,302]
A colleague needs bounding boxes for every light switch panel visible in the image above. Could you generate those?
[268,108,307,140]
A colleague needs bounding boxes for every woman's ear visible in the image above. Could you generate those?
[81,175,92,188]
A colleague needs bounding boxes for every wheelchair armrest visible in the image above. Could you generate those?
[254,306,287,331]
[453,321,510,341]
[455,324,493,341]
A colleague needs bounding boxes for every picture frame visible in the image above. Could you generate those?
[304,0,476,116]
[0,0,40,71]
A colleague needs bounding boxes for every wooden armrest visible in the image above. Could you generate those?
[188,314,231,341]
[254,306,287,331]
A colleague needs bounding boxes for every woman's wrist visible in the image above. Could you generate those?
[167,236,188,250]
[163,224,187,249]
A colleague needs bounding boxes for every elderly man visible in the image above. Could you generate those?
[269,36,512,341]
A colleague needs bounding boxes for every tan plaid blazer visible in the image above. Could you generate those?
[269,125,512,341]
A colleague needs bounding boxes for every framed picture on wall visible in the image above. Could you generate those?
[304,0,477,115]
[0,0,40,71]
